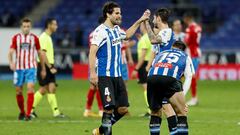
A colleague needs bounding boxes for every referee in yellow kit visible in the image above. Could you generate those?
[131,23,152,117]
[31,18,66,118]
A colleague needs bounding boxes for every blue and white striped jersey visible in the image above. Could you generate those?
[148,48,194,80]
[152,28,176,54]
[91,24,126,77]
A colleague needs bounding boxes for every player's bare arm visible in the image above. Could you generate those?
[145,21,162,44]
[89,45,98,86]
[41,50,50,67]
[124,39,136,48]
[42,50,57,74]
[37,50,46,79]
[125,9,150,39]
[126,48,134,66]
[146,51,156,72]
[183,56,194,95]
[135,49,147,70]
[124,40,136,66]
[8,48,15,71]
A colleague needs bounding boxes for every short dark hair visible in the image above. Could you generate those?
[44,18,56,29]
[102,1,120,19]
[173,41,186,51]
[21,17,31,25]
[155,8,171,23]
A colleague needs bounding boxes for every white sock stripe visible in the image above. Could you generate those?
[102,123,112,127]
[170,130,178,135]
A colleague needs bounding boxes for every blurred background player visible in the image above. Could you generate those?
[131,23,152,117]
[183,12,202,106]
[121,35,135,85]
[172,19,185,42]
[8,18,46,120]
[31,18,67,118]
[147,41,194,135]
[121,31,136,117]
[83,17,105,118]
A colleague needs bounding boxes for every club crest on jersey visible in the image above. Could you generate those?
[106,95,111,102]
[154,62,173,69]
[21,43,30,50]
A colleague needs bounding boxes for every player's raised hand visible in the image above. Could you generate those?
[143,9,151,19]
[144,9,151,17]
[138,9,151,22]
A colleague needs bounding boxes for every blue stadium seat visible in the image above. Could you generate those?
[35,0,240,49]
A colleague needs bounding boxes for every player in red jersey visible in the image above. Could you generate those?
[8,18,46,120]
[83,17,105,117]
[183,13,202,106]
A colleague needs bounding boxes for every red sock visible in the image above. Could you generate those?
[96,89,103,110]
[26,93,34,117]
[16,94,25,114]
[86,89,95,110]
[191,77,197,98]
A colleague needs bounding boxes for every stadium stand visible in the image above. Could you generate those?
[0,0,39,27]
[2,0,239,49]
[33,0,240,50]
[193,0,240,49]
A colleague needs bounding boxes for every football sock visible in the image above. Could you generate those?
[101,112,112,135]
[99,109,126,134]
[177,116,189,135]
[86,88,95,110]
[167,115,178,135]
[144,90,151,113]
[149,115,161,135]
[32,91,43,112]
[96,89,103,110]
[111,109,125,125]
[26,92,34,117]
[16,94,25,114]
[47,94,60,116]
[191,77,197,98]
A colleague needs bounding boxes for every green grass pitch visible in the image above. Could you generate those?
[0,80,240,135]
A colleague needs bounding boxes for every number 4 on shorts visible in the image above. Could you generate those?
[105,87,110,96]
